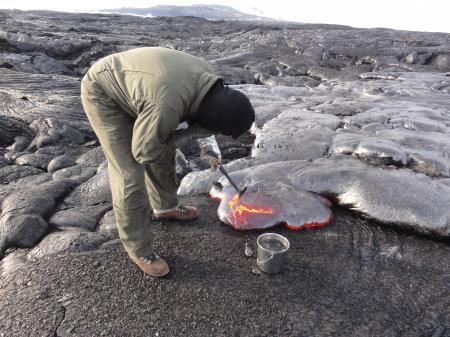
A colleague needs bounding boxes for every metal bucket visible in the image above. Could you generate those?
[256,233,290,274]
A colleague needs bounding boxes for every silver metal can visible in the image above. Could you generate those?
[256,233,290,274]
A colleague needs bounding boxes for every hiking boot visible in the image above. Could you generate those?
[128,252,169,277]
[153,205,199,221]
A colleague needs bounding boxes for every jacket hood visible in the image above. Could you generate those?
[193,80,255,138]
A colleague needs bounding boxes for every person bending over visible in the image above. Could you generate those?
[81,47,255,277]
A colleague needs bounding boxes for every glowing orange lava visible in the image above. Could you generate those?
[228,194,274,217]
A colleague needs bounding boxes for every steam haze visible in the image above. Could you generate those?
[1,0,449,33]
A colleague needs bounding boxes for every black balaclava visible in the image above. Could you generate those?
[194,80,255,139]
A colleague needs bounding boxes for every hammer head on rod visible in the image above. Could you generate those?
[238,186,248,199]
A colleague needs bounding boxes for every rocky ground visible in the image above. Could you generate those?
[1,9,450,336]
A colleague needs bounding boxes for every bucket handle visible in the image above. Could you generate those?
[256,253,276,266]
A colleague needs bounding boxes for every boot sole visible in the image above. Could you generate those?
[152,214,199,221]
[146,269,169,278]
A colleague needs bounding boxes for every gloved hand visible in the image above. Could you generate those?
[198,136,222,171]
[200,150,221,171]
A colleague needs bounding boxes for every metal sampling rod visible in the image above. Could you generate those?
[218,165,247,198]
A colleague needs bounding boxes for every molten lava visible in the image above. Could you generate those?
[213,187,333,230]
[228,193,274,219]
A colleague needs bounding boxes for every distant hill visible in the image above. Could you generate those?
[99,4,278,22]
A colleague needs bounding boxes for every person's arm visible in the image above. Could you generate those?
[173,124,213,148]
[173,124,221,170]
[131,95,181,165]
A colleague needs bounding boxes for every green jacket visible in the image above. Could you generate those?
[87,47,221,164]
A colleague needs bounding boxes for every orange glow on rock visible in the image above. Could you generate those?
[228,193,274,217]
[207,194,222,203]
[284,213,334,230]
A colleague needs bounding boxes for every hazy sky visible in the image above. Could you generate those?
[2,0,449,33]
